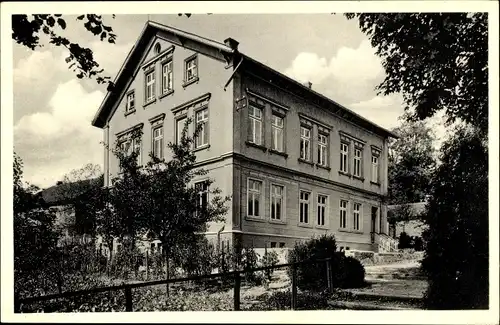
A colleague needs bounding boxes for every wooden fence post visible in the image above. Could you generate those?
[125,287,133,312]
[145,250,149,281]
[326,258,333,293]
[291,264,297,310]
[233,272,241,311]
[14,294,20,313]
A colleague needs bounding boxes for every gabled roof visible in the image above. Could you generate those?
[41,177,103,206]
[92,21,398,139]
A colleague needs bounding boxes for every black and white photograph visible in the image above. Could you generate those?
[1,1,498,323]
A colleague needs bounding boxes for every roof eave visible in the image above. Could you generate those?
[91,21,234,129]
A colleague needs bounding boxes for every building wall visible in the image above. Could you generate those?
[234,159,381,251]
[104,35,235,183]
[231,69,390,251]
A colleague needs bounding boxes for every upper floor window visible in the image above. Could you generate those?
[248,179,263,218]
[317,195,328,226]
[353,148,362,177]
[145,70,156,103]
[152,126,164,159]
[195,108,209,148]
[340,142,349,173]
[300,126,311,161]
[317,133,328,167]
[353,203,361,231]
[270,184,284,221]
[185,55,198,83]
[299,190,310,224]
[162,60,173,94]
[120,136,142,167]
[271,114,284,152]
[126,91,135,113]
[248,105,263,145]
[339,200,348,229]
[371,154,379,183]
[176,117,187,144]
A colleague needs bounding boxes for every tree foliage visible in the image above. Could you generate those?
[12,14,117,90]
[13,153,61,297]
[93,118,230,269]
[388,113,437,207]
[345,13,488,135]
[421,126,488,309]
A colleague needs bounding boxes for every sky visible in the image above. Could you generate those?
[12,13,444,189]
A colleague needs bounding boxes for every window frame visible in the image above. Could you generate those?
[248,105,263,145]
[270,183,285,222]
[299,190,311,225]
[317,133,328,167]
[152,125,164,160]
[300,126,311,161]
[340,142,349,174]
[125,90,135,114]
[194,107,209,148]
[247,178,263,219]
[353,202,362,231]
[184,54,199,85]
[119,134,142,167]
[353,147,363,177]
[175,116,188,145]
[371,154,379,183]
[339,199,348,229]
[161,59,173,95]
[317,194,328,227]
[271,113,284,152]
[195,180,210,214]
[144,69,156,104]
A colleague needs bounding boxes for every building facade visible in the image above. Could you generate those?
[91,21,398,253]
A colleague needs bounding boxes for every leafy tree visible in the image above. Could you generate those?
[12,14,195,91]
[345,13,488,136]
[93,118,230,276]
[387,114,437,227]
[398,232,412,249]
[12,14,117,90]
[388,113,437,206]
[13,153,61,297]
[421,126,488,309]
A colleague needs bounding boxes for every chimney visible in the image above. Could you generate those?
[303,81,312,89]
[224,37,239,51]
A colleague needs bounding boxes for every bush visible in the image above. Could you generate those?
[412,236,424,251]
[287,234,366,291]
[287,234,342,291]
[260,250,279,280]
[398,232,412,249]
[176,237,217,277]
[340,256,365,288]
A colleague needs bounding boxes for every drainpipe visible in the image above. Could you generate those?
[223,57,244,91]
[217,225,225,254]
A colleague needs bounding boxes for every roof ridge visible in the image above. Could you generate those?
[147,20,229,48]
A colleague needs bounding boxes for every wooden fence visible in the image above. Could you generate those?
[15,257,335,312]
